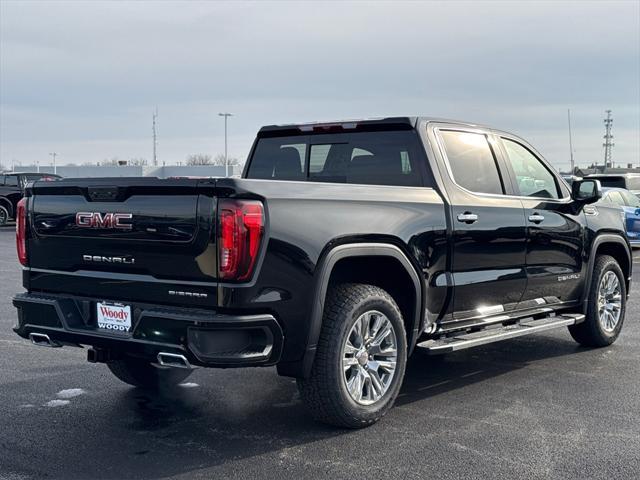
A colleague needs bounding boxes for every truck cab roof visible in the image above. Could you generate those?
[257,116,499,137]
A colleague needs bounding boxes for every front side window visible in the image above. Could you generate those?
[439,130,504,195]
[503,139,560,199]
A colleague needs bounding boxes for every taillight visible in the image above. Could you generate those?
[218,199,264,281]
[16,198,28,266]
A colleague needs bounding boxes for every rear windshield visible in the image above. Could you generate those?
[245,130,428,187]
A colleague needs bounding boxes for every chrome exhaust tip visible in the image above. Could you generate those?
[29,332,61,348]
[157,352,192,369]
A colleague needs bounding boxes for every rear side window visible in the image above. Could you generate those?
[4,175,19,187]
[439,130,504,195]
[246,130,428,187]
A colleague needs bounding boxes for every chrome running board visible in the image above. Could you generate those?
[417,313,585,355]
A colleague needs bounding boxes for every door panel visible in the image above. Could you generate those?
[519,200,584,306]
[433,128,528,321]
[450,197,528,319]
[499,136,584,307]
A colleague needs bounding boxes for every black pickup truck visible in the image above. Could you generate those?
[0,172,60,226]
[13,117,631,428]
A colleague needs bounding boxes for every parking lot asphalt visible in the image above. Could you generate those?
[0,225,639,480]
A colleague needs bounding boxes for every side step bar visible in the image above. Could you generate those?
[417,313,585,355]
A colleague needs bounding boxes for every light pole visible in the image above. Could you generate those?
[218,112,233,177]
[49,152,58,174]
[567,109,575,174]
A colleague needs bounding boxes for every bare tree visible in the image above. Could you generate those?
[212,154,241,166]
[100,157,126,166]
[186,154,213,166]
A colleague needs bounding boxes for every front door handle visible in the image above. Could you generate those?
[457,212,478,224]
[528,213,545,224]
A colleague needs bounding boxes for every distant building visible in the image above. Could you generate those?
[561,165,640,177]
[11,164,240,178]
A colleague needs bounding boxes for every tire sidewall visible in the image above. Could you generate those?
[0,206,8,227]
[588,258,626,342]
[333,293,407,420]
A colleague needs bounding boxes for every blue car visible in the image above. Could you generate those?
[601,187,640,247]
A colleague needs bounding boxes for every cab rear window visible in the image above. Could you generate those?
[245,131,429,187]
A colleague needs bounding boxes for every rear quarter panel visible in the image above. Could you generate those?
[216,178,447,366]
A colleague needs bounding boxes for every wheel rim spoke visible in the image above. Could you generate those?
[343,356,359,372]
[371,322,392,347]
[368,370,384,400]
[343,341,359,356]
[347,368,364,402]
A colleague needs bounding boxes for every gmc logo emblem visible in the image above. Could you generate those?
[76,212,133,230]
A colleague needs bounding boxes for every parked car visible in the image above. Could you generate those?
[600,187,640,247]
[12,117,631,428]
[586,173,640,198]
[0,172,60,226]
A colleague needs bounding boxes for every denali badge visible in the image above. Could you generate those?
[558,273,580,282]
[83,255,135,265]
[76,212,133,230]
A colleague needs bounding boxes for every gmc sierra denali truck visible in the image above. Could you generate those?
[13,117,631,428]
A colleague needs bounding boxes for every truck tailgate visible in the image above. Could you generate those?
[25,178,218,306]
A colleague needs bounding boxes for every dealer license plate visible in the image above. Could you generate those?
[96,302,132,333]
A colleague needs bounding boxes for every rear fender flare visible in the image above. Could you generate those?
[301,243,423,378]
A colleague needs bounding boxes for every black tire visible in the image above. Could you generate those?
[0,205,8,227]
[297,283,407,428]
[568,255,626,347]
[107,356,192,389]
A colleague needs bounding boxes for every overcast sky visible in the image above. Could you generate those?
[1,0,638,170]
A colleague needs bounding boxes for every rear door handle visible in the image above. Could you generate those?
[457,212,478,224]
[528,213,545,224]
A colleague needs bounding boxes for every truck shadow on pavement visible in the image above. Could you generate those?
[2,334,596,479]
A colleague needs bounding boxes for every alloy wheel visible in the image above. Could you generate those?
[341,310,398,405]
[597,271,622,333]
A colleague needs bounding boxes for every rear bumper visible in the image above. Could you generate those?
[12,292,283,368]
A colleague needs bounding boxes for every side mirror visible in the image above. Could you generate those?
[572,178,602,204]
